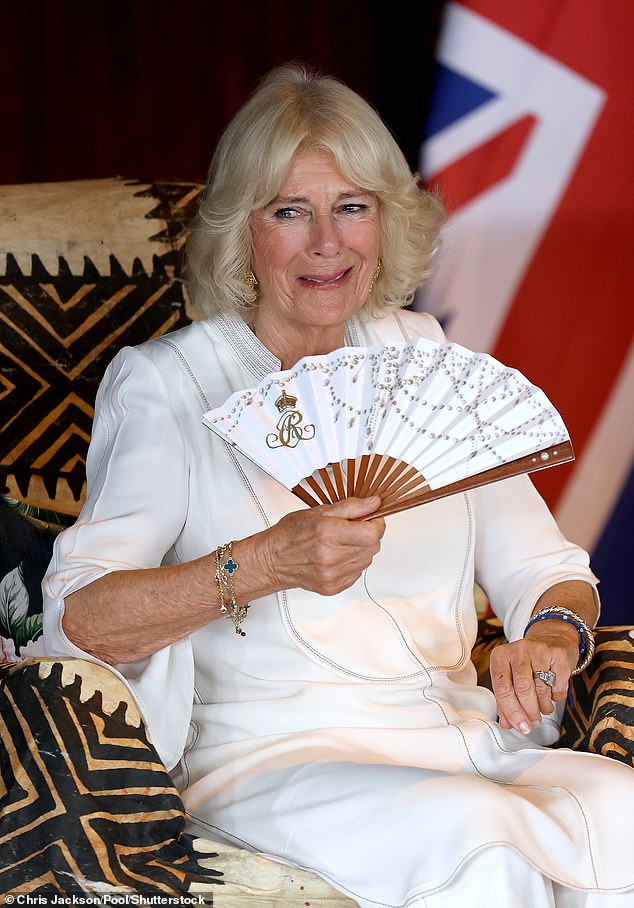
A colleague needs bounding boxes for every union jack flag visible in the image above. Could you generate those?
[418,0,634,624]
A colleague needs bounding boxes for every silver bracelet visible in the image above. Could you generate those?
[523,606,595,675]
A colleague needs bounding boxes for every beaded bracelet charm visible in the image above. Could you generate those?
[214,541,250,636]
[523,606,595,675]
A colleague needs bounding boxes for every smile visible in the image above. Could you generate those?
[300,268,351,286]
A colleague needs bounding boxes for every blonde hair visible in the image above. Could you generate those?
[186,63,443,318]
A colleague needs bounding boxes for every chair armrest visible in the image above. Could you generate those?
[556,626,634,765]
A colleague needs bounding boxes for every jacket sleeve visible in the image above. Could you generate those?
[44,345,190,597]
[42,345,194,770]
[471,474,599,643]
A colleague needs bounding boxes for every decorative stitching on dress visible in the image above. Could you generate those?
[392,310,411,342]
[405,841,606,900]
[179,716,201,790]
[359,574,432,678]
[225,444,272,528]
[184,817,260,854]
[280,584,428,682]
[427,492,473,672]
[157,334,273,528]
[215,312,280,378]
[156,337,211,410]
[212,311,364,379]
[450,716,602,887]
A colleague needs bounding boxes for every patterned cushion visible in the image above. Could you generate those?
[558,626,634,763]
[0,658,222,897]
[0,658,357,904]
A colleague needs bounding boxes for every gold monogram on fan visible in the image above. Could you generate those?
[266,392,316,449]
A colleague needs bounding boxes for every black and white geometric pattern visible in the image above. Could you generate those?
[0,179,202,515]
[0,658,221,897]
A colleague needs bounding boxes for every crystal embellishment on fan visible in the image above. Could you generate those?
[203,337,574,518]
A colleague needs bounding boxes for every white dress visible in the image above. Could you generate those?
[43,309,634,908]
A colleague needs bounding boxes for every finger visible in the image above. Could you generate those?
[321,495,383,520]
[533,661,573,708]
[317,499,385,548]
[264,504,383,594]
[551,683,570,704]
[548,663,573,703]
[533,675,556,715]
[490,649,541,734]
[497,712,513,730]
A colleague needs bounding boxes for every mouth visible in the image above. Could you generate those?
[299,268,352,287]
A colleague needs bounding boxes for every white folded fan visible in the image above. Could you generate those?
[202,337,574,518]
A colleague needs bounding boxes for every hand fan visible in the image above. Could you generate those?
[202,337,573,519]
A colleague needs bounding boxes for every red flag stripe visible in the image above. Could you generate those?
[427,115,537,213]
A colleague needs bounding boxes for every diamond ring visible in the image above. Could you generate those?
[533,670,556,687]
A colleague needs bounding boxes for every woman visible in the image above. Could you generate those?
[44,65,634,907]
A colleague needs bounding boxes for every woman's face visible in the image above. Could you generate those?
[250,148,381,345]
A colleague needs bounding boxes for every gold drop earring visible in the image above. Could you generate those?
[369,260,382,293]
[244,270,258,303]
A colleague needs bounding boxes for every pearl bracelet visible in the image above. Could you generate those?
[214,541,250,636]
[523,606,595,675]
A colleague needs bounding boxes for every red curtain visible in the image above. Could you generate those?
[1,0,444,185]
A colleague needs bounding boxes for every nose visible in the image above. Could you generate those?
[310,214,341,256]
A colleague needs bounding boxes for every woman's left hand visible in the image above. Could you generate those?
[488,580,597,735]
[489,629,578,735]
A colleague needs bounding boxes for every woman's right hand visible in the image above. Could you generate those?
[62,496,385,665]
[236,496,386,599]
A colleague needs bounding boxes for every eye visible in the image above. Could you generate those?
[339,203,369,215]
[273,207,300,219]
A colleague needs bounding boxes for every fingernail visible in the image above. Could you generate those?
[519,722,530,734]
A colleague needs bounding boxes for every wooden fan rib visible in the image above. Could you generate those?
[373,461,422,501]
[296,455,426,509]
[346,457,356,498]
[292,484,322,508]
[293,442,573,518]
[336,453,423,502]
[379,472,430,511]
[352,453,372,497]
[331,460,346,500]
[360,453,387,497]
[366,455,406,494]
[303,474,333,505]
[357,452,398,498]
[294,466,341,508]
[366,454,403,490]
[318,466,339,503]
[369,441,574,519]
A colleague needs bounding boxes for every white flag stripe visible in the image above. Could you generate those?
[422,5,605,177]
[419,2,605,353]
[554,337,634,551]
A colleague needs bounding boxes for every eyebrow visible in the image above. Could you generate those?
[271,190,373,206]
